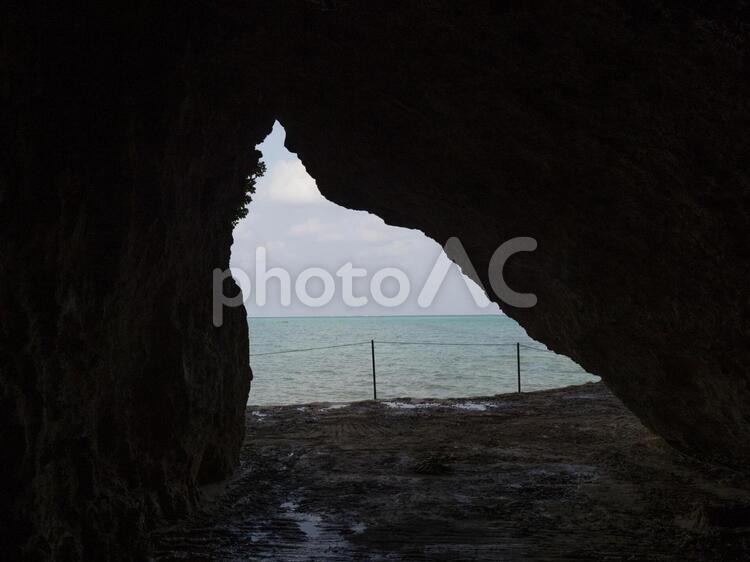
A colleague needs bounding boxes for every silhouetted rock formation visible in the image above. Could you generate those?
[2,1,748,559]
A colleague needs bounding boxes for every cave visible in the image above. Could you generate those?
[2,1,749,559]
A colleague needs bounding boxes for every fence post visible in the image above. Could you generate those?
[516,342,521,393]
[371,339,377,400]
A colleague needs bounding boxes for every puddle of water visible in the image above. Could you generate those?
[322,403,350,411]
[280,500,325,541]
[453,402,489,411]
[382,401,441,410]
[297,514,322,539]
[249,530,270,543]
[383,400,505,412]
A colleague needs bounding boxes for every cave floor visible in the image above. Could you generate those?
[152,383,750,560]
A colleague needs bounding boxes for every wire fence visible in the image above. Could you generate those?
[249,339,555,399]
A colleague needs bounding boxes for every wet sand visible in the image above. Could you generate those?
[152,383,750,560]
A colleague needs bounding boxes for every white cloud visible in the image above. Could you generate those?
[290,217,326,235]
[318,231,345,242]
[356,225,388,242]
[259,159,322,204]
[382,240,409,256]
[266,240,287,251]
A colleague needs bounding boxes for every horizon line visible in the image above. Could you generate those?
[247,312,505,319]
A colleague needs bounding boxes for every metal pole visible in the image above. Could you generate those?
[371,339,377,400]
[516,342,521,393]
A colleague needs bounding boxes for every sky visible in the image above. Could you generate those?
[230,122,501,317]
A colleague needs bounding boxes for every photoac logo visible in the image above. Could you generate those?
[212,237,537,326]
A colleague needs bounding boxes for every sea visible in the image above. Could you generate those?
[247,315,599,405]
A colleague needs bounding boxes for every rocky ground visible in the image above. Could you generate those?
[151,383,750,560]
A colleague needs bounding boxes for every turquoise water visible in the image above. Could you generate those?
[247,315,599,405]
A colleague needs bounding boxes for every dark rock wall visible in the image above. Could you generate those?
[1,1,748,559]
[1,5,270,559]
[264,0,750,464]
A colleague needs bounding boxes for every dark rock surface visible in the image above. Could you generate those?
[1,1,749,559]
[153,384,750,560]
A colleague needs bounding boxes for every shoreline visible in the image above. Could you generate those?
[247,380,597,409]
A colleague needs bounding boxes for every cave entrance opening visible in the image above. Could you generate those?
[229,122,598,407]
